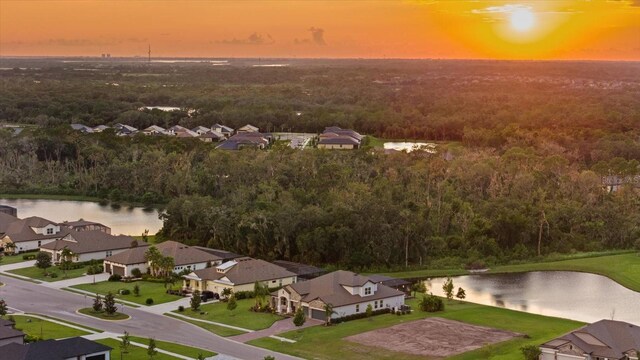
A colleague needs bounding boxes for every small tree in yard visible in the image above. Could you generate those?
[104,292,117,315]
[60,247,74,278]
[442,277,454,300]
[92,294,103,312]
[456,287,466,300]
[35,252,52,275]
[227,294,237,315]
[120,331,131,354]
[323,303,336,326]
[366,304,373,318]
[191,290,202,311]
[133,284,140,297]
[0,299,8,318]
[293,307,306,327]
[221,288,232,300]
[147,338,157,359]
[419,294,445,312]
[411,281,426,297]
[521,345,541,360]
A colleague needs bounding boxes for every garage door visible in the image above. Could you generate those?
[310,308,325,320]
[86,354,106,360]
[112,265,125,276]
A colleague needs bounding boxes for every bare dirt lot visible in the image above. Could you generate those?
[345,317,522,358]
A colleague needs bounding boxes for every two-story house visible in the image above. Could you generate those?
[0,214,66,254]
[273,270,405,321]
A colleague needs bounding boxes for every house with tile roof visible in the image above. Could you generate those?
[183,258,297,294]
[0,213,67,254]
[540,320,640,360]
[317,127,363,149]
[0,337,112,360]
[272,270,405,321]
[212,124,234,137]
[103,240,223,277]
[39,230,144,263]
[61,219,111,234]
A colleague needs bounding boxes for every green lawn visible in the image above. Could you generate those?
[96,338,193,360]
[11,314,92,339]
[72,280,182,306]
[133,234,158,244]
[79,308,130,321]
[170,298,283,332]
[128,336,216,358]
[164,313,246,337]
[0,253,34,265]
[9,264,90,282]
[248,298,584,360]
[381,252,640,292]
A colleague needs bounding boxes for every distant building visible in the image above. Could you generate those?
[216,132,272,150]
[0,205,17,217]
[40,230,144,263]
[540,319,640,360]
[142,125,168,136]
[212,124,234,137]
[317,127,363,150]
[602,175,640,193]
[237,124,260,133]
[112,123,138,136]
[70,124,94,133]
[61,219,111,234]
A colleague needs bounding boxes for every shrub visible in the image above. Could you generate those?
[133,284,140,297]
[293,307,306,327]
[49,272,58,278]
[419,294,445,312]
[108,274,122,282]
[131,268,142,278]
[146,298,154,305]
[119,289,131,295]
[521,345,542,360]
[330,308,391,324]
[178,305,185,312]
[22,254,36,260]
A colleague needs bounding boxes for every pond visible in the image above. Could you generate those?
[384,142,436,153]
[0,198,163,236]
[425,271,640,325]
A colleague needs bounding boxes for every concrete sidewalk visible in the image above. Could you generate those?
[229,317,323,343]
[168,312,254,333]
[0,260,35,272]
[43,273,110,289]
[143,296,192,314]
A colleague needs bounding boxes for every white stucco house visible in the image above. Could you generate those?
[39,230,144,263]
[273,270,405,321]
[103,240,227,277]
[0,213,66,254]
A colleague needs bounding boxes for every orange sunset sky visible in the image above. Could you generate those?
[1,0,639,60]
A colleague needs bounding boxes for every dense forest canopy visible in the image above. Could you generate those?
[1,59,639,270]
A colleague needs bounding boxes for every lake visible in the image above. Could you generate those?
[0,198,163,236]
[384,142,436,153]
[425,271,640,325]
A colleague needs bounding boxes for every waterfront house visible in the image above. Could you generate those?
[273,270,405,321]
[61,219,111,234]
[39,230,144,263]
[0,213,66,254]
[183,257,297,294]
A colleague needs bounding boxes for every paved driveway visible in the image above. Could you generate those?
[0,274,300,360]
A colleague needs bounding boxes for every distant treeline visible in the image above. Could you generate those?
[1,129,638,270]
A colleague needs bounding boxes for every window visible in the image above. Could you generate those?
[380,300,383,307]
[272,280,277,283]
[364,287,371,295]
[374,301,378,309]
[37,241,41,247]
[106,251,113,257]
[46,228,53,234]
[355,304,360,313]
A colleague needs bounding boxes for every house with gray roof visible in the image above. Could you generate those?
[104,240,222,277]
[212,124,234,137]
[0,213,67,254]
[0,322,24,347]
[541,320,640,360]
[317,127,363,150]
[216,132,271,150]
[39,230,144,263]
[183,258,297,294]
[273,270,405,321]
[61,219,111,234]
[0,337,112,360]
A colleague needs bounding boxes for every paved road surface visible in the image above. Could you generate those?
[0,274,300,360]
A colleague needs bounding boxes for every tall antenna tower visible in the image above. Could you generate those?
[148,44,151,63]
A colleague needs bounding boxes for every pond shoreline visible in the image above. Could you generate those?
[0,193,164,210]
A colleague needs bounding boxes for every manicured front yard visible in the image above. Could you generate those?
[165,313,246,337]
[96,338,204,360]
[381,251,640,292]
[248,298,584,360]
[171,298,283,332]
[11,314,92,340]
[0,254,33,265]
[8,264,90,282]
[72,280,182,306]
[128,336,216,359]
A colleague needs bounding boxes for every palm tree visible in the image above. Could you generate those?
[60,247,74,278]
[144,246,161,277]
[4,242,16,255]
[323,303,336,326]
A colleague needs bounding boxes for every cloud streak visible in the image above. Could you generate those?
[217,32,275,45]
[295,27,326,45]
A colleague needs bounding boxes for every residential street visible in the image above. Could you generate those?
[0,274,301,360]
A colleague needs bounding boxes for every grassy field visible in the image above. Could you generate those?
[164,313,246,337]
[381,252,640,292]
[133,234,158,244]
[0,254,33,265]
[96,338,197,360]
[79,307,130,320]
[171,298,283,331]
[72,280,182,306]
[248,298,584,360]
[128,336,216,358]
[12,314,92,339]
[9,264,90,282]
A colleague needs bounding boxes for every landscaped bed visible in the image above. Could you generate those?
[72,280,182,305]
[8,264,90,282]
[171,298,283,332]
[11,314,92,340]
[247,298,584,360]
[78,307,130,321]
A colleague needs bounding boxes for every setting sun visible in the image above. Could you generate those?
[510,8,536,32]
